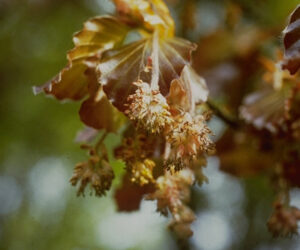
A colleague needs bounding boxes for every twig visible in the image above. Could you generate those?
[206,99,240,128]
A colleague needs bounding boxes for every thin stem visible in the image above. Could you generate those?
[206,99,240,128]
[95,131,108,156]
[151,30,160,90]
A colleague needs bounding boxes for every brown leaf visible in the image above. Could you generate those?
[79,68,127,132]
[35,16,129,101]
[282,5,300,75]
[168,65,208,112]
[38,62,90,100]
[217,129,274,177]
[113,0,175,37]
[283,149,300,187]
[79,90,117,132]
[114,174,155,212]
[97,37,196,111]
[240,87,291,133]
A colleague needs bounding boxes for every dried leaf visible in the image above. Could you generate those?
[98,37,196,111]
[282,5,300,75]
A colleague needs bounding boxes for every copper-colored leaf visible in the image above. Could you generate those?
[39,62,90,100]
[114,174,155,212]
[217,130,274,177]
[240,87,291,133]
[113,0,175,37]
[79,90,115,132]
[79,68,127,132]
[79,89,127,132]
[168,65,208,112]
[282,5,300,75]
[283,149,300,188]
[97,37,196,111]
[35,16,129,100]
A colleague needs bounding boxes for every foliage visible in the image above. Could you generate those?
[32,0,300,243]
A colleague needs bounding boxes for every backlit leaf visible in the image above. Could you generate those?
[168,65,208,113]
[114,0,175,37]
[240,87,291,133]
[217,130,274,177]
[79,69,127,132]
[97,37,196,111]
[282,5,300,75]
[35,16,130,100]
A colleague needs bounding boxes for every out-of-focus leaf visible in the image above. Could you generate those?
[98,37,196,111]
[240,87,291,133]
[217,130,274,177]
[113,0,174,37]
[286,84,300,138]
[114,174,155,212]
[35,16,130,100]
[282,145,300,187]
[75,127,99,143]
[192,26,269,114]
[194,26,268,72]
[282,5,300,75]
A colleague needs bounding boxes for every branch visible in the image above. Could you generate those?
[206,99,240,129]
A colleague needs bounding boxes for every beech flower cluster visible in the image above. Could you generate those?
[36,0,300,240]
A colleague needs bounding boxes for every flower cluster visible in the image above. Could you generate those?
[268,201,300,237]
[166,112,214,170]
[70,147,114,197]
[38,0,214,239]
[126,80,172,134]
[37,0,300,241]
[126,81,214,171]
[147,169,196,238]
[129,159,156,185]
[115,133,157,185]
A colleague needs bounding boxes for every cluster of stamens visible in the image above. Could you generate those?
[70,151,114,197]
[126,80,172,134]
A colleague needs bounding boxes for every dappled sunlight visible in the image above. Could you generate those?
[96,200,170,250]
[1,0,300,249]
[27,157,71,222]
[0,176,23,215]
[192,211,232,250]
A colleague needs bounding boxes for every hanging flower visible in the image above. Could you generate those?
[148,169,194,215]
[267,201,300,237]
[70,155,114,197]
[115,133,157,185]
[129,159,156,185]
[166,112,214,170]
[147,169,196,237]
[126,80,172,134]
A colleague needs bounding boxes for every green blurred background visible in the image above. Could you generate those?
[1,0,300,249]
